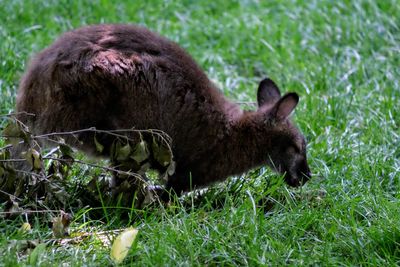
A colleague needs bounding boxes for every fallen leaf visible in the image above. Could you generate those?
[110,227,139,264]
[20,222,32,233]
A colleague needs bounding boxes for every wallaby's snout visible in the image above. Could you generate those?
[274,145,311,187]
[284,155,311,187]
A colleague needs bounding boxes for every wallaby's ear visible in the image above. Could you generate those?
[257,78,281,107]
[271,93,299,121]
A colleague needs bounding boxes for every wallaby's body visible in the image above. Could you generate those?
[16,24,311,197]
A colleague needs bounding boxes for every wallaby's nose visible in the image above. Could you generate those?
[298,160,311,184]
[285,172,301,187]
[286,168,311,187]
[299,168,311,181]
[303,171,311,183]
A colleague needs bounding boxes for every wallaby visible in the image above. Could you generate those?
[16,24,311,200]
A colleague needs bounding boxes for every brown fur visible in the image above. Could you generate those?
[16,24,311,198]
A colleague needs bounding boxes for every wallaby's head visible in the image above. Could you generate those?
[255,78,311,187]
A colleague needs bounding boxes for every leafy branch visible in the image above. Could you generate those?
[0,115,174,217]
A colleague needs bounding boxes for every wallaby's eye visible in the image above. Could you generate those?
[286,144,300,154]
[286,146,297,154]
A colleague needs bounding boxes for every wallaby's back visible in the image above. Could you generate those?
[17,24,235,157]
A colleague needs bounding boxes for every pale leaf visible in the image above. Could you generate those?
[20,222,31,233]
[110,228,139,264]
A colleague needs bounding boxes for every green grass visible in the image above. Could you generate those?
[1,0,399,265]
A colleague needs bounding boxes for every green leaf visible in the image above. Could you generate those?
[22,148,43,172]
[32,149,42,171]
[152,138,172,167]
[3,122,23,146]
[116,142,132,162]
[29,243,46,266]
[0,167,17,200]
[110,228,139,264]
[0,149,11,160]
[0,166,4,177]
[131,140,150,163]
[110,139,122,162]
[58,138,73,157]
[94,135,104,153]
[3,121,31,146]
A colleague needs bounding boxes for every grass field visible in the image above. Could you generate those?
[1,0,399,266]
